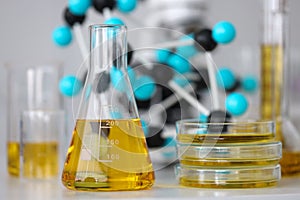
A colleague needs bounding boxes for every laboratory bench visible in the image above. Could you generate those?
[1,164,300,200]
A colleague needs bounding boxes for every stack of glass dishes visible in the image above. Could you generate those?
[175,120,282,188]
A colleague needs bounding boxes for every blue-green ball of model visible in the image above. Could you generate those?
[242,75,258,92]
[212,21,236,44]
[225,92,248,116]
[59,75,82,97]
[110,66,125,92]
[141,119,149,136]
[117,0,137,13]
[167,54,191,74]
[176,34,198,58]
[52,26,73,47]
[133,75,156,100]
[216,68,236,90]
[156,49,171,63]
[104,17,125,25]
[69,0,91,16]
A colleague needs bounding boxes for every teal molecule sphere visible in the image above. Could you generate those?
[104,17,125,25]
[52,26,73,47]
[199,114,208,123]
[133,75,156,100]
[117,0,137,13]
[59,75,82,97]
[242,75,258,92]
[110,66,136,91]
[110,66,125,92]
[225,92,248,116]
[216,68,236,90]
[212,21,236,44]
[156,49,171,63]
[141,119,149,136]
[69,0,91,16]
[167,54,191,74]
[176,34,198,58]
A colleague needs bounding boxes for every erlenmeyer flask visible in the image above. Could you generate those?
[61,24,155,191]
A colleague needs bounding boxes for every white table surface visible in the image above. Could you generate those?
[1,164,300,200]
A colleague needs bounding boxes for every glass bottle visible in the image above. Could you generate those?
[61,24,155,191]
[260,0,300,176]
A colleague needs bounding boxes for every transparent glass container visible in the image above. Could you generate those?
[61,24,155,191]
[5,63,64,178]
[260,0,300,176]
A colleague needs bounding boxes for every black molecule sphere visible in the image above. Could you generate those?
[151,63,174,86]
[146,126,165,148]
[93,0,116,13]
[127,44,133,65]
[194,29,218,52]
[80,70,88,86]
[94,72,111,93]
[64,7,86,27]
[225,79,241,93]
[207,110,232,133]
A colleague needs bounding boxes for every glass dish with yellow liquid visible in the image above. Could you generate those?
[175,120,281,188]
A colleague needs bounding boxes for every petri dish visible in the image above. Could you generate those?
[177,141,282,167]
[175,164,281,188]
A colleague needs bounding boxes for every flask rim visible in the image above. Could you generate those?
[89,24,127,30]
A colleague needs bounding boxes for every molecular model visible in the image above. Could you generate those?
[52,0,258,159]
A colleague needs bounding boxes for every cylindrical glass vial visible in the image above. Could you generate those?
[260,0,300,176]
[61,24,155,191]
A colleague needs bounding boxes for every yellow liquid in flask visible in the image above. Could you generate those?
[62,119,155,191]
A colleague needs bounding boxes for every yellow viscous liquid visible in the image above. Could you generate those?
[179,178,278,189]
[260,44,283,141]
[23,142,59,178]
[61,119,155,191]
[177,133,274,145]
[180,158,279,167]
[7,141,20,176]
[261,44,300,175]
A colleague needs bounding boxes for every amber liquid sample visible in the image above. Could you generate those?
[260,44,283,141]
[177,133,274,145]
[23,142,59,178]
[62,119,155,191]
[7,141,20,176]
[261,45,300,175]
[180,158,279,167]
[179,178,278,189]
[280,151,300,176]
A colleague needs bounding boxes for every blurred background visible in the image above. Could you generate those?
[1,0,300,174]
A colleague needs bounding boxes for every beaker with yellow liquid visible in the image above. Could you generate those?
[61,24,155,191]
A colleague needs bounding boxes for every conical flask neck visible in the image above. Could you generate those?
[89,25,127,72]
[77,24,138,121]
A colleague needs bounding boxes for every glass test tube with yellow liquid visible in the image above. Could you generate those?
[261,0,300,176]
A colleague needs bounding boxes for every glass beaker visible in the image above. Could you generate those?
[6,63,64,177]
[61,24,155,191]
[260,0,300,176]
